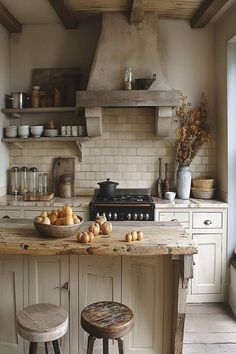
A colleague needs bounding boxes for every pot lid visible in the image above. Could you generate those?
[97,178,119,186]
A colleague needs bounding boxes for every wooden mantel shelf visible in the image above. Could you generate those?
[76,90,180,107]
[76,90,181,138]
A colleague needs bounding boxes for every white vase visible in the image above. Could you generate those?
[177,166,191,199]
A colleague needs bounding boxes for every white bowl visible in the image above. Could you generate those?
[18,125,29,138]
[165,191,176,202]
[31,125,44,137]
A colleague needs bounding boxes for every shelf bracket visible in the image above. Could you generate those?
[75,141,83,162]
[155,107,173,138]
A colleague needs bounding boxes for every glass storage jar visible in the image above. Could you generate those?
[9,167,20,195]
[29,167,38,194]
[20,167,28,194]
[124,67,132,90]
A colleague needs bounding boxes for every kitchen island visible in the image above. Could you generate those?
[0,220,197,354]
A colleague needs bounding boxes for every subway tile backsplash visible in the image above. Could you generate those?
[9,108,216,195]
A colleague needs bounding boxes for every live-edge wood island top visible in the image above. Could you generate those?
[0,220,197,256]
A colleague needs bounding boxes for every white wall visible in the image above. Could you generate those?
[10,19,101,91]
[215,3,236,260]
[0,26,10,195]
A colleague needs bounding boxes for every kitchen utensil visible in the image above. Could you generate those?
[97,178,119,199]
[135,74,156,90]
[18,125,29,138]
[53,157,75,197]
[30,125,44,137]
[162,162,170,196]
[165,191,176,202]
[34,215,83,238]
[156,158,163,198]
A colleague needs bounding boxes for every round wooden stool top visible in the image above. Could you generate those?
[17,303,68,343]
[81,301,134,339]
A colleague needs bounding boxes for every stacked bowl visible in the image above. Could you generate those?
[5,126,17,138]
[44,129,58,137]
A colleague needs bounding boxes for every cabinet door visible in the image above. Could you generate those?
[27,256,70,354]
[192,234,222,294]
[79,256,121,354]
[0,255,24,354]
[122,257,164,354]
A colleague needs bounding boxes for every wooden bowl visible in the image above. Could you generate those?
[34,216,83,238]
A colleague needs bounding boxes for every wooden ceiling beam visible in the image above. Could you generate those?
[0,1,21,33]
[48,0,78,29]
[191,0,230,28]
[130,0,145,24]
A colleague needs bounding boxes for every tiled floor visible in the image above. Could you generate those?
[183,303,236,353]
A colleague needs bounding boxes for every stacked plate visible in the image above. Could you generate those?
[5,126,17,138]
[44,129,58,137]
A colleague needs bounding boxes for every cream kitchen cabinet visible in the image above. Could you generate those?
[78,256,121,354]
[156,206,227,303]
[0,255,24,354]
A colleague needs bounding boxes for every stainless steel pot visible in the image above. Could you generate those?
[97,178,119,199]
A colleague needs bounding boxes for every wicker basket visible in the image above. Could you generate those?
[191,187,215,199]
[192,177,215,189]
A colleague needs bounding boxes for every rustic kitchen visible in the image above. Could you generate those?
[0,1,235,354]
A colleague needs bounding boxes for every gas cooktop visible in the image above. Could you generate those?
[91,188,154,204]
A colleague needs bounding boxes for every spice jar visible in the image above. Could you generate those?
[59,174,72,198]
[124,67,132,90]
[32,86,40,108]
[20,167,28,195]
[9,167,20,195]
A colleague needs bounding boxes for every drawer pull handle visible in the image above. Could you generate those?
[204,220,212,225]
[171,218,179,222]
[55,282,69,291]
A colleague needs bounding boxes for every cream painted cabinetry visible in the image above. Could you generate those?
[0,255,24,354]
[156,207,227,303]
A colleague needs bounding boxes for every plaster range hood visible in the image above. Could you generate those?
[76,12,181,138]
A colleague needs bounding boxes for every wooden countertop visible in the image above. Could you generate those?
[0,220,197,256]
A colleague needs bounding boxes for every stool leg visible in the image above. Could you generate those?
[52,340,61,354]
[29,342,37,354]
[45,342,48,354]
[117,338,124,354]
[103,339,109,354]
[87,334,96,354]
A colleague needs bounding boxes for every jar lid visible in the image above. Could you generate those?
[97,178,119,186]
[11,167,19,172]
[21,167,28,171]
[29,167,38,172]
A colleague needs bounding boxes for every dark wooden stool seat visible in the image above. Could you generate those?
[81,301,134,354]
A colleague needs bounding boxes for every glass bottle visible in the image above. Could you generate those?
[29,167,38,195]
[31,86,40,108]
[20,167,28,195]
[9,167,20,195]
[124,67,132,90]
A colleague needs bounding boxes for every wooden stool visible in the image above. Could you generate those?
[17,303,68,354]
[81,301,134,354]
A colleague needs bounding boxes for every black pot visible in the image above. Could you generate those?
[97,178,119,199]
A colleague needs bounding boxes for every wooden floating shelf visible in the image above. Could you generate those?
[76,90,181,107]
[2,136,89,161]
[1,107,77,114]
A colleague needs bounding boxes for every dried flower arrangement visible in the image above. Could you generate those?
[175,94,212,167]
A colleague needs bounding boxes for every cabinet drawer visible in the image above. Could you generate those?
[0,209,21,218]
[192,212,223,229]
[159,212,189,229]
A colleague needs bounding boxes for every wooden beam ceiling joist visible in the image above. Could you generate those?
[48,0,79,29]
[191,0,230,28]
[130,0,145,24]
[0,1,21,33]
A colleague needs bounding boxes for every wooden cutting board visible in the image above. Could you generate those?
[23,193,54,201]
[53,157,75,197]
